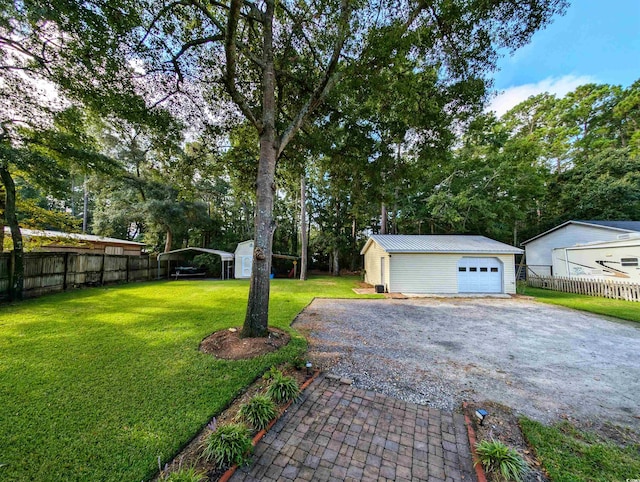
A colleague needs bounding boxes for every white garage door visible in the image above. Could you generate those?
[458,257,503,293]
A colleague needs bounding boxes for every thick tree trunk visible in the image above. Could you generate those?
[164,227,173,253]
[380,203,387,234]
[331,247,340,276]
[243,0,277,338]
[299,174,308,281]
[0,166,23,300]
[82,175,88,234]
[0,183,5,252]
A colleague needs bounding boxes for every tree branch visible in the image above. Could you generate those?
[278,0,351,155]
[225,0,261,130]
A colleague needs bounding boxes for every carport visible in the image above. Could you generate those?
[157,247,234,280]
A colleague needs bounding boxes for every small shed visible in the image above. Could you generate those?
[234,240,254,279]
[361,235,522,294]
[521,220,640,277]
[234,240,301,279]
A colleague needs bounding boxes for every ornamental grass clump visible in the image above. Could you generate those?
[162,467,207,482]
[237,395,277,430]
[475,439,529,482]
[203,423,253,469]
[266,371,300,404]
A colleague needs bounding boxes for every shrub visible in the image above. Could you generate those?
[203,423,253,469]
[475,439,528,482]
[262,366,281,381]
[288,356,307,371]
[266,371,300,404]
[237,395,277,430]
[162,467,207,482]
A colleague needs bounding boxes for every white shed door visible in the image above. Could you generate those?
[241,256,252,277]
[457,257,502,293]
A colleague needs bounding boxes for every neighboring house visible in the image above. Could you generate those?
[521,220,640,277]
[551,234,640,282]
[3,227,145,256]
[234,240,254,279]
[361,234,522,294]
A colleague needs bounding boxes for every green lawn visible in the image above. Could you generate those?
[0,276,377,481]
[521,418,640,482]
[524,286,640,323]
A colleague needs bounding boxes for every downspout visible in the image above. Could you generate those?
[564,248,570,278]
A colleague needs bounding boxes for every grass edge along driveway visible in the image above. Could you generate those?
[0,276,378,482]
[523,286,640,480]
[524,286,640,323]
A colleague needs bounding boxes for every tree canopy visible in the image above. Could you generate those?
[2,0,577,323]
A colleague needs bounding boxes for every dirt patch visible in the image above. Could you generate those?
[200,327,290,360]
[465,401,549,482]
[156,365,309,481]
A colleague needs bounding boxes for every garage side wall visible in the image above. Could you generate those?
[363,241,389,288]
[388,253,517,294]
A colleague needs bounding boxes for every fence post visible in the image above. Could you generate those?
[9,249,14,298]
[63,252,69,291]
[100,254,106,286]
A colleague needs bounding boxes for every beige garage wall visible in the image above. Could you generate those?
[389,253,516,294]
[363,242,389,288]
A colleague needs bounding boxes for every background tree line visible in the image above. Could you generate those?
[4,78,638,272]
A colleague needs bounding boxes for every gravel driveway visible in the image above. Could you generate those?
[293,297,640,428]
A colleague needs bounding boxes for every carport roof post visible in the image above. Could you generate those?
[361,235,523,255]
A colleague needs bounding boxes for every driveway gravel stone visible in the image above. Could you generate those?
[293,297,640,428]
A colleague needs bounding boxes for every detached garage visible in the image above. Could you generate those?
[361,235,523,294]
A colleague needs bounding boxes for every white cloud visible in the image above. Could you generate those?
[487,75,596,117]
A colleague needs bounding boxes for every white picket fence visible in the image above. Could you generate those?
[528,276,640,302]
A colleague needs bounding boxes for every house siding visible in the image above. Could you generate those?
[525,225,628,276]
[389,253,516,294]
[363,241,389,289]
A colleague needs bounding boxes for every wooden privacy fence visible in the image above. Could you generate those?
[528,275,640,302]
[0,252,168,301]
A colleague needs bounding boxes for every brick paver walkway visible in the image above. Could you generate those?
[231,375,476,482]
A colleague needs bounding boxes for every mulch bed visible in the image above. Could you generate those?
[465,401,549,482]
[200,327,290,360]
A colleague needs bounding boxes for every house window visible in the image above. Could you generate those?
[621,258,638,267]
[480,267,488,272]
[458,267,466,272]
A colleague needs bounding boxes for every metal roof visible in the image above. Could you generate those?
[9,227,145,246]
[521,220,640,245]
[574,220,640,231]
[157,247,234,262]
[361,235,523,255]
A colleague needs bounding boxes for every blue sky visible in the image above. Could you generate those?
[488,0,640,116]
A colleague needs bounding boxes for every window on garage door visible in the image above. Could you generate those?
[457,257,503,293]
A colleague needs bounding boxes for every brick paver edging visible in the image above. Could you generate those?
[462,402,488,482]
[219,370,321,482]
